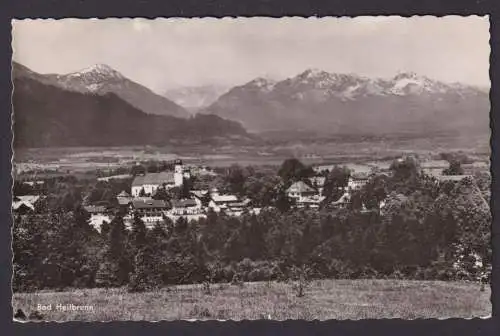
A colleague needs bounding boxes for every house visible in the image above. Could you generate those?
[83,205,111,230]
[129,198,169,227]
[169,198,202,216]
[309,176,326,194]
[347,173,369,191]
[131,172,176,197]
[190,190,210,207]
[12,195,41,214]
[22,180,45,192]
[89,214,112,232]
[331,192,351,209]
[116,190,133,206]
[208,193,240,213]
[83,205,107,215]
[131,160,190,197]
[286,181,317,200]
[421,160,450,176]
[296,195,326,209]
[131,198,169,215]
[226,198,252,216]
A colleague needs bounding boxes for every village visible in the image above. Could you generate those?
[12,156,483,233]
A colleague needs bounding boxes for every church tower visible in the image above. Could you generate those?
[174,159,184,187]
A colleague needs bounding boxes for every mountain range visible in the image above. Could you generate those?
[12,62,490,148]
[12,62,250,148]
[202,69,490,136]
[14,62,187,118]
[163,85,231,113]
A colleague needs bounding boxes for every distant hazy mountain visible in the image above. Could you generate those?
[203,69,490,137]
[163,85,231,112]
[19,62,188,118]
[12,62,250,148]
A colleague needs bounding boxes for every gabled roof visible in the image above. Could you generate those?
[287,181,315,194]
[171,198,198,208]
[332,192,351,205]
[12,201,35,211]
[211,194,239,203]
[350,172,369,180]
[117,190,131,197]
[132,198,169,209]
[229,199,251,208]
[298,195,326,204]
[15,195,40,204]
[117,198,132,206]
[84,205,107,214]
[132,172,175,187]
[191,190,209,198]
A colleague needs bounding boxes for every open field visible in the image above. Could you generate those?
[13,133,490,175]
[13,279,491,321]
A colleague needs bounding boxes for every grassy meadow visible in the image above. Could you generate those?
[12,279,491,321]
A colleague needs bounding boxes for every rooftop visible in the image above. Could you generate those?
[84,205,107,213]
[191,190,209,198]
[212,194,239,203]
[13,195,40,204]
[117,190,131,197]
[351,172,369,180]
[132,198,169,209]
[132,172,175,187]
[171,198,198,208]
[287,181,316,194]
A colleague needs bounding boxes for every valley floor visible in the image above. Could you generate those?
[13,279,491,321]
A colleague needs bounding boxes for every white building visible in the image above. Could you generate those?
[130,160,190,197]
[208,194,240,213]
[12,195,41,213]
[286,181,317,200]
[169,198,202,216]
[347,173,369,191]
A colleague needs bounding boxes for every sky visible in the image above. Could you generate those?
[12,16,490,93]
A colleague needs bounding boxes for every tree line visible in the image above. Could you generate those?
[12,157,491,292]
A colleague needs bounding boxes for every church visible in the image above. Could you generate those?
[130,159,190,197]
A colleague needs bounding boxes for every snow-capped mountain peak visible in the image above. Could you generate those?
[247,77,276,92]
[66,63,124,81]
[390,71,444,95]
[393,71,421,81]
[300,68,329,79]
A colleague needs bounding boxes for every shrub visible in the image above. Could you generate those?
[290,265,312,298]
[189,305,212,318]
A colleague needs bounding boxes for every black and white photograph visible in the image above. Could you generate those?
[10,16,491,321]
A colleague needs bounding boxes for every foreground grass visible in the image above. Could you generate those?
[13,279,491,321]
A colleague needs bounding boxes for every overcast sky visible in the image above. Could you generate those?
[12,16,490,93]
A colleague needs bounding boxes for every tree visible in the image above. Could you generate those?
[128,245,162,292]
[442,159,465,176]
[243,175,280,207]
[274,185,292,213]
[278,158,313,186]
[360,174,389,210]
[389,156,422,195]
[322,166,350,202]
[130,165,146,176]
[129,213,147,253]
[95,215,131,287]
[139,187,146,197]
[390,156,420,181]
[152,187,170,201]
[225,165,246,196]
